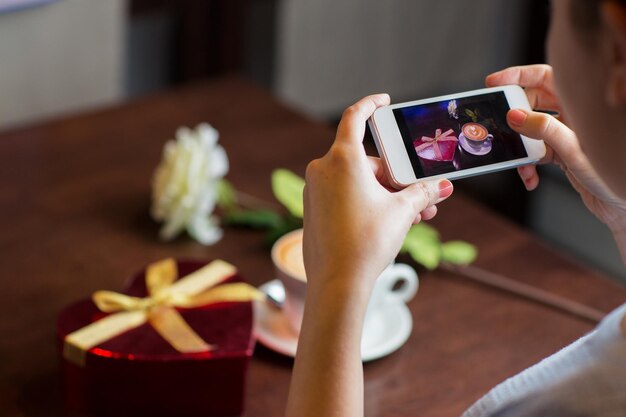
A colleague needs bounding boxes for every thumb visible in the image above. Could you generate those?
[507,109,582,167]
[509,108,617,203]
[395,179,453,219]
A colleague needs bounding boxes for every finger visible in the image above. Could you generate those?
[517,165,540,191]
[524,87,562,113]
[367,156,404,191]
[486,65,556,94]
[507,109,583,169]
[335,94,391,147]
[367,156,386,183]
[396,179,453,221]
[418,205,438,222]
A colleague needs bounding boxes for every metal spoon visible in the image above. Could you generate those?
[260,281,285,309]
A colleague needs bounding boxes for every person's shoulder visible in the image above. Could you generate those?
[486,324,626,417]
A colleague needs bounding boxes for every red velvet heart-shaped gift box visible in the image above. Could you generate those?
[56,260,255,417]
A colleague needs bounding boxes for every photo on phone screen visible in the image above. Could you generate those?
[393,92,528,178]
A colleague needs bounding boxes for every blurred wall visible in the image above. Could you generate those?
[125,10,176,98]
[0,0,125,130]
[276,0,528,118]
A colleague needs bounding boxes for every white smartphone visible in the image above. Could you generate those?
[368,85,546,188]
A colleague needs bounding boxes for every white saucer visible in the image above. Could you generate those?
[459,133,492,156]
[253,280,413,362]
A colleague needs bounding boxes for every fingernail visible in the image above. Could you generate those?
[438,180,453,199]
[508,109,527,127]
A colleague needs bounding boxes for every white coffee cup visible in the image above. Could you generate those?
[271,229,419,335]
[363,263,418,339]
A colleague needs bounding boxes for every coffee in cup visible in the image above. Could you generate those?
[462,122,489,141]
[272,229,307,334]
[274,230,306,281]
[461,122,493,150]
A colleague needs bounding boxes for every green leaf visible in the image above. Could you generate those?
[224,209,283,230]
[403,223,440,244]
[404,241,441,270]
[465,109,480,123]
[441,240,478,265]
[272,169,305,218]
[217,179,237,212]
[401,224,442,270]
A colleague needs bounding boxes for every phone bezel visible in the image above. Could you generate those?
[369,85,546,188]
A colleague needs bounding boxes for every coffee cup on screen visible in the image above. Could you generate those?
[461,122,493,150]
[272,228,419,335]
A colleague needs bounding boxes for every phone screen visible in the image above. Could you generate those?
[393,91,528,178]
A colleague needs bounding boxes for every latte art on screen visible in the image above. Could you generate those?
[462,123,489,141]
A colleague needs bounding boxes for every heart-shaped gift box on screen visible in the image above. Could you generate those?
[413,128,458,162]
[57,259,262,417]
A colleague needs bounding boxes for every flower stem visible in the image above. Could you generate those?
[441,263,605,323]
[235,190,283,212]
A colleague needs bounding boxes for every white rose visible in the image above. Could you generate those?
[448,99,459,119]
[151,123,229,245]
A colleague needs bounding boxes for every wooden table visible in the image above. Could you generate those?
[1,77,625,417]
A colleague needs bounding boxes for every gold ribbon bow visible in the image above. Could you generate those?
[415,128,458,160]
[64,258,264,367]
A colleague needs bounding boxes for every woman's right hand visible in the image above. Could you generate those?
[486,65,626,249]
[303,94,451,293]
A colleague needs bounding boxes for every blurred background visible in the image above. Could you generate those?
[1,0,624,283]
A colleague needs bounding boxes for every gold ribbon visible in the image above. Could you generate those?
[415,128,458,160]
[63,258,264,367]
